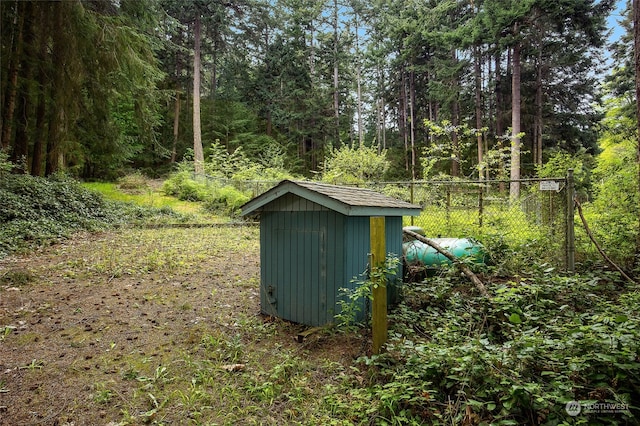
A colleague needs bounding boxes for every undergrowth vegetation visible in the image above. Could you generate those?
[162,142,295,217]
[0,172,186,258]
[331,265,640,425]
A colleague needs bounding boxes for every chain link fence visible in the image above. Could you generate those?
[217,172,575,271]
[365,176,573,271]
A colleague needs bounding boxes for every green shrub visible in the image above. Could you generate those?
[206,140,294,182]
[0,174,111,257]
[321,144,389,184]
[162,170,211,202]
[202,186,251,217]
[579,132,638,269]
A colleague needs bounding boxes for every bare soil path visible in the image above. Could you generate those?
[0,227,363,425]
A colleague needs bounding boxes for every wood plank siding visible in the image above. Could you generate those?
[242,180,421,326]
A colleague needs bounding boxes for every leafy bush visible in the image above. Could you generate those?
[536,148,593,196]
[202,186,251,217]
[335,255,401,331]
[206,141,294,183]
[206,142,253,179]
[568,98,639,270]
[166,144,295,216]
[421,119,482,178]
[321,144,389,184]
[578,117,638,269]
[0,150,12,174]
[162,169,211,202]
[325,267,640,425]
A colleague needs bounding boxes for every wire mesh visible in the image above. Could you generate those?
[223,176,571,270]
[366,178,569,270]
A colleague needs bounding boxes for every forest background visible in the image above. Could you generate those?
[0,0,638,267]
[2,1,640,424]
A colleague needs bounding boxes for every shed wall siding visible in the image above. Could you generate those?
[385,216,403,259]
[260,210,345,326]
[260,193,329,212]
[258,197,409,326]
[339,216,405,321]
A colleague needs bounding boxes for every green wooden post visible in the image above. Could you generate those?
[370,216,387,354]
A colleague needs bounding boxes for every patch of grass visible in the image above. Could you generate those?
[19,359,45,370]
[117,172,150,194]
[0,225,364,424]
[92,382,115,404]
[83,181,208,219]
[0,269,35,286]
[15,333,41,345]
[0,326,15,341]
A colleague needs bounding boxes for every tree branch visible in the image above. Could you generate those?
[574,197,637,285]
[403,229,490,298]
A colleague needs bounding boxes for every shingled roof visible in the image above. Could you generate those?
[241,180,422,217]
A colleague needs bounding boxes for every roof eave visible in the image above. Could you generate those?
[343,206,422,217]
[240,180,422,217]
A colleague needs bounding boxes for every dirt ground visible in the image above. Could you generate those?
[0,227,364,425]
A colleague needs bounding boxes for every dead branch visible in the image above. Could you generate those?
[403,229,490,298]
[573,197,637,285]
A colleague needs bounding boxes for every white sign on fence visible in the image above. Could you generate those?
[539,180,560,191]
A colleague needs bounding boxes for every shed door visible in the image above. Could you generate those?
[262,212,332,325]
[276,227,327,326]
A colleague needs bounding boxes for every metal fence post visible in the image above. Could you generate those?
[446,186,451,233]
[410,181,415,226]
[566,169,575,273]
[478,185,484,228]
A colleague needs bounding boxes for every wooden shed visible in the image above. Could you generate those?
[241,180,421,327]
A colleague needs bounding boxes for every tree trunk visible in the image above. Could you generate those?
[451,101,460,177]
[495,49,506,191]
[409,68,416,180]
[333,0,339,143]
[171,91,180,163]
[32,77,46,177]
[32,60,47,176]
[451,50,460,177]
[192,14,204,176]
[510,31,522,201]
[534,26,544,167]
[31,3,49,177]
[12,2,36,171]
[1,2,24,152]
[474,44,484,181]
[45,2,65,176]
[354,14,363,147]
[634,0,640,262]
[45,107,63,176]
[211,46,218,101]
[400,67,409,171]
[377,59,387,151]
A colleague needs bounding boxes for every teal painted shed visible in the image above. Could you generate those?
[241,180,421,327]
